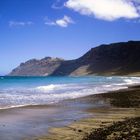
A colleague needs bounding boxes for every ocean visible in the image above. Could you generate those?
[0,76,140,109]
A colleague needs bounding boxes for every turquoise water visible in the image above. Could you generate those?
[0,76,140,109]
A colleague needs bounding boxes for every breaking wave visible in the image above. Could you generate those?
[0,76,140,109]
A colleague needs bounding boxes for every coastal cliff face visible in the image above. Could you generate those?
[9,41,140,76]
[9,57,64,76]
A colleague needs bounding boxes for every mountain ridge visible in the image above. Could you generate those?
[9,41,140,76]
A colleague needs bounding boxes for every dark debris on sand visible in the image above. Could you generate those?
[83,117,140,140]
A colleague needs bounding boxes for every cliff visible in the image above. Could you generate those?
[9,41,140,76]
[9,57,64,76]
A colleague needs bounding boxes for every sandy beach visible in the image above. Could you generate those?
[35,85,140,140]
[0,85,139,140]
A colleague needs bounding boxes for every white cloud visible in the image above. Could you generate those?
[56,15,74,27]
[9,21,33,27]
[65,0,140,21]
[45,15,74,27]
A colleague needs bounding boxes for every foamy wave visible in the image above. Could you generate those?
[0,83,129,109]
[36,84,61,91]
[1,76,140,110]
[35,84,84,93]
[124,78,140,85]
[107,77,113,80]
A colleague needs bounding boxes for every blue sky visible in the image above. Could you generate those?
[0,0,140,75]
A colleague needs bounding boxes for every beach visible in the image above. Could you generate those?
[0,76,140,140]
[36,85,140,140]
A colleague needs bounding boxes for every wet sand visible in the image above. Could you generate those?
[0,105,61,140]
[36,85,140,140]
[0,98,94,140]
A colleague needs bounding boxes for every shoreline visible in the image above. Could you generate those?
[0,82,137,111]
[36,85,140,140]
[0,84,129,111]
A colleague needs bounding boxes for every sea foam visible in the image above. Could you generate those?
[0,76,140,109]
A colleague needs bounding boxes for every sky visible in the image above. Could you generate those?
[0,0,140,75]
